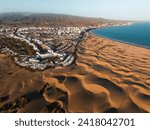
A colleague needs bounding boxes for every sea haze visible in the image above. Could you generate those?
[92,22,150,48]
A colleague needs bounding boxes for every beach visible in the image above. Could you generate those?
[0,34,150,112]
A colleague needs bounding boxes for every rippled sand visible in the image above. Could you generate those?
[0,34,150,112]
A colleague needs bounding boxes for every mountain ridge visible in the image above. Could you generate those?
[0,12,123,27]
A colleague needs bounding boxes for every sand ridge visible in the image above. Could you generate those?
[43,34,150,112]
[0,34,150,112]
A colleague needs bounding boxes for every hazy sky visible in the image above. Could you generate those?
[0,0,150,21]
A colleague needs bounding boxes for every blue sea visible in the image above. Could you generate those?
[92,22,150,48]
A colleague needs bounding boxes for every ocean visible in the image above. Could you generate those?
[92,22,150,48]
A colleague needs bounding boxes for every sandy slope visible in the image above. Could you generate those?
[0,34,150,112]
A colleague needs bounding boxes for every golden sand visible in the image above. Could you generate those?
[0,34,150,112]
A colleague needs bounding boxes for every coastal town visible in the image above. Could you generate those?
[0,26,95,70]
[0,22,132,70]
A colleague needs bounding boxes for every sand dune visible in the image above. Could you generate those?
[0,34,150,112]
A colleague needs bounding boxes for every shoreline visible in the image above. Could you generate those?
[90,22,150,49]
[89,31,150,50]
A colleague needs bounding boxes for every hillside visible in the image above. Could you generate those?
[0,12,118,27]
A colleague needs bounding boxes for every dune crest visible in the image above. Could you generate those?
[43,34,150,112]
